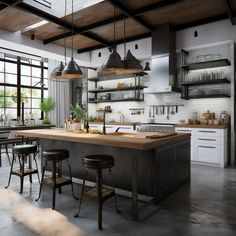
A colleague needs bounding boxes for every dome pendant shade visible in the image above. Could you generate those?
[51,61,65,78]
[61,58,83,78]
[100,49,125,73]
[123,50,143,74]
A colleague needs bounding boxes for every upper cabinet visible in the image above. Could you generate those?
[177,43,233,100]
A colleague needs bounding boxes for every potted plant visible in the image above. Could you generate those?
[40,97,55,124]
[70,104,86,131]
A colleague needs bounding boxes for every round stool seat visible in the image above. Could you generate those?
[13,144,37,155]
[83,155,114,169]
[43,149,69,161]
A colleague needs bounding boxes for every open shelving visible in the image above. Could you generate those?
[180,58,231,70]
[88,72,146,103]
[179,49,231,100]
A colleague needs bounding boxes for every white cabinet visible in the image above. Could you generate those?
[175,127,228,167]
[175,127,196,161]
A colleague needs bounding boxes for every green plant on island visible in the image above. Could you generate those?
[40,97,55,124]
[70,104,86,123]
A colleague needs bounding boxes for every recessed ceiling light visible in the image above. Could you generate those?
[22,20,49,32]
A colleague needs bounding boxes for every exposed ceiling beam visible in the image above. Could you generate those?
[224,0,236,25]
[77,32,151,54]
[78,10,236,54]
[0,0,110,47]
[44,14,127,44]
[132,0,185,16]
[173,12,236,31]
[106,0,153,31]
[0,4,7,10]
[44,0,184,44]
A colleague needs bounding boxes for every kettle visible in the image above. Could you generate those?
[220,111,229,125]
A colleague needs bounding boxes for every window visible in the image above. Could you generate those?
[0,54,48,120]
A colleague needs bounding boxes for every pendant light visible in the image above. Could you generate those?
[100,0,124,73]
[62,0,83,78]
[51,61,64,79]
[51,0,68,79]
[122,4,143,74]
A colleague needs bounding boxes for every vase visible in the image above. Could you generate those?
[72,122,81,131]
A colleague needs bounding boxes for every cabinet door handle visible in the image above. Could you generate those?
[198,131,216,133]
[198,138,216,141]
[177,130,192,132]
[198,145,216,149]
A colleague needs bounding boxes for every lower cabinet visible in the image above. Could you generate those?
[175,127,228,168]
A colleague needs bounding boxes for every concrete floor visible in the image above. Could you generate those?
[0,154,236,236]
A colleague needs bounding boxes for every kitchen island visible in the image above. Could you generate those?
[12,129,191,220]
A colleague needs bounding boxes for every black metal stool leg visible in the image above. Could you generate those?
[5,144,11,165]
[33,153,40,184]
[74,170,87,217]
[20,155,25,194]
[108,169,120,213]
[5,153,15,189]
[97,169,103,230]
[28,154,32,183]
[58,161,62,194]
[36,161,46,201]
[67,160,78,200]
[52,160,57,210]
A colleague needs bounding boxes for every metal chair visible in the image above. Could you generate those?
[36,149,77,209]
[5,144,40,193]
[75,154,119,230]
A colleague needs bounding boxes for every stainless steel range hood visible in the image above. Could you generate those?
[144,25,181,94]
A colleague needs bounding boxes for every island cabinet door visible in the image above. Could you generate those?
[152,144,177,202]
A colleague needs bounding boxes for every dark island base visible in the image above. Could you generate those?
[40,136,190,220]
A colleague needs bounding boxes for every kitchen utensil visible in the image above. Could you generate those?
[171,106,175,115]
[163,106,165,115]
[167,107,170,120]
[176,106,178,113]
[149,109,151,118]
[156,106,158,115]
[153,106,155,118]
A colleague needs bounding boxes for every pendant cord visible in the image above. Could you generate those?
[64,0,67,64]
[123,11,126,56]
[71,0,74,58]
[113,0,116,49]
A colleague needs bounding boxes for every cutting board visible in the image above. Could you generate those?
[145,132,177,139]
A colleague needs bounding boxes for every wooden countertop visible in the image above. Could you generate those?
[176,124,229,129]
[0,124,55,132]
[12,129,190,150]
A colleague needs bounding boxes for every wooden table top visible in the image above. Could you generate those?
[12,129,190,150]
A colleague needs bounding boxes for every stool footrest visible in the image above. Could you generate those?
[12,168,38,177]
[42,177,72,188]
[85,186,115,202]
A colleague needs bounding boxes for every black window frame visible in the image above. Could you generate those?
[0,55,48,119]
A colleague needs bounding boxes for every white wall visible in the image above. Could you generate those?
[85,19,235,124]
[0,29,90,65]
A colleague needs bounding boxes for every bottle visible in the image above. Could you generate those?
[84,120,89,133]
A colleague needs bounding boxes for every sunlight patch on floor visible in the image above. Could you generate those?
[0,188,86,236]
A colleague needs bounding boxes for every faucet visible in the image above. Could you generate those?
[115,127,121,133]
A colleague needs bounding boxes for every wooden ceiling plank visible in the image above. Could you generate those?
[0,0,110,46]
[44,0,186,45]
[106,0,153,31]
[224,0,236,25]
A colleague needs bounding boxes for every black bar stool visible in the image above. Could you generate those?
[36,149,77,210]
[5,144,40,193]
[75,154,119,230]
